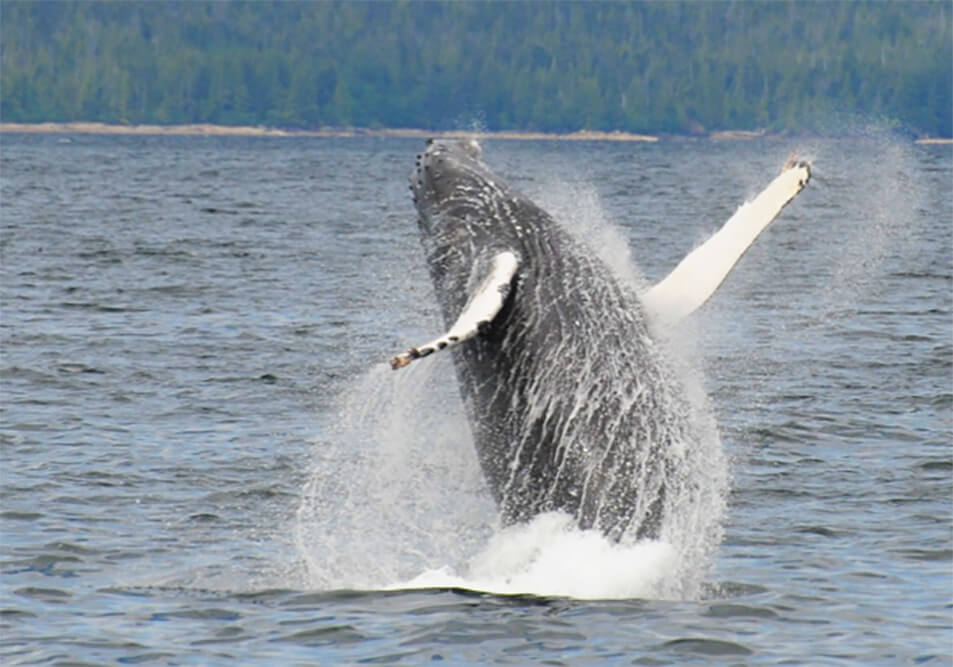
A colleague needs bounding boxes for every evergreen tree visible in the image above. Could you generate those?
[1,1,949,136]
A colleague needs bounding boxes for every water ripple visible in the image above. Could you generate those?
[0,133,949,664]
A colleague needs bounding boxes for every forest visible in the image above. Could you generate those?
[1,1,950,136]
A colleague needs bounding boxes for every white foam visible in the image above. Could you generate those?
[394,513,680,600]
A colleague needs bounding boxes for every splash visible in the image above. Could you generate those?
[295,157,729,601]
[295,345,723,600]
[294,357,495,590]
[809,132,929,319]
[396,513,679,600]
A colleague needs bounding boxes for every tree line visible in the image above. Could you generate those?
[1,1,950,136]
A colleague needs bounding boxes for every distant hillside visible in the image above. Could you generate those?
[1,1,950,136]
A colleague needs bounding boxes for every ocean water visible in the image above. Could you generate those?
[1,132,950,664]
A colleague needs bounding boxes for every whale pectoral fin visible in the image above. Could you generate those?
[641,156,811,326]
[391,251,519,370]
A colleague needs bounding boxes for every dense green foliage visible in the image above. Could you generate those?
[2,1,950,135]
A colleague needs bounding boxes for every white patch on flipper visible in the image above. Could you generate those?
[392,251,519,369]
[642,160,811,326]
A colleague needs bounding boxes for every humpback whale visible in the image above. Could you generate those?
[392,139,810,542]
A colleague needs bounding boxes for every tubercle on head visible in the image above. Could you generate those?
[797,161,811,187]
[411,137,490,209]
[463,138,482,160]
[781,152,811,189]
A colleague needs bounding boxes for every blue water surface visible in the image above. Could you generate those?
[1,132,950,664]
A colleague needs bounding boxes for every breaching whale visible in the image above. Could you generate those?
[392,139,810,541]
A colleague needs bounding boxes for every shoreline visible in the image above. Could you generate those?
[0,122,950,144]
[0,122,659,142]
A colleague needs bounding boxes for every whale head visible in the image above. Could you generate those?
[410,138,502,233]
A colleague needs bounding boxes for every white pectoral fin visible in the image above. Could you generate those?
[642,156,811,326]
[391,251,519,370]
